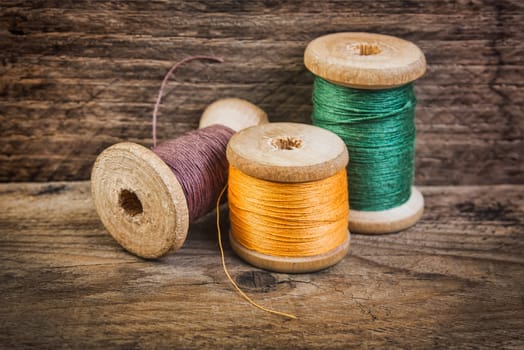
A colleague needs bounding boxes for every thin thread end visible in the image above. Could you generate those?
[152,55,224,147]
[216,185,297,320]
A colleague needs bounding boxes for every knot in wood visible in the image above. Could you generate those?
[235,271,278,292]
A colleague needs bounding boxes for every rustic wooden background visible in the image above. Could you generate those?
[1,0,522,184]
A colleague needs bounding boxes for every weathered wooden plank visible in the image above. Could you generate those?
[2,0,521,14]
[2,57,523,88]
[1,34,522,67]
[2,64,524,103]
[1,102,522,176]
[0,1,520,41]
[1,100,522,183]
[0,181,523,348]
[0,0,523,183]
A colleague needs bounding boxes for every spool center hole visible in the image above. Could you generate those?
[119,189,143,217]
[358,43,381,56]
[270,136,303,150]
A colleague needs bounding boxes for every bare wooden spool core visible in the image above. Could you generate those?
[304,32,426,234]
[91,98,268,258]
[226,122,350,273]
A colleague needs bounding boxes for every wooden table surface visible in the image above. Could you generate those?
[1,181,523,349]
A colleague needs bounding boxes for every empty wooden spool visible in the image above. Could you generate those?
[91,98,268,258]
[304,32,426,234]
[226,122,350,273]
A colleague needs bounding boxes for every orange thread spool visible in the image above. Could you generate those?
[226,122,350,273]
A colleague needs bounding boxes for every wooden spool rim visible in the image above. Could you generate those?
[227,122,349,183]
[304,32,426,89]
[226,122,350,272]
[229,232,350,273]
[199,98,269,132]
[91,142,189,259]
[349,186,424,234]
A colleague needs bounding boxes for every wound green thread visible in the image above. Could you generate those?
[311,77,416,211]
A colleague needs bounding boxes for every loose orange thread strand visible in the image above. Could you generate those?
[228,166,349,257]
[216,185,297,320]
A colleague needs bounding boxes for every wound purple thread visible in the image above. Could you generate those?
[153,124,234,221]
[150,55,231,221]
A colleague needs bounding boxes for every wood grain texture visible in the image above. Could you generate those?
[1,0,523,184]
[0,181,523,349]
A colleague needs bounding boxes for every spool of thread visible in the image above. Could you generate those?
[226,122,350,273]
[91,58,268,258]
[304,32,426,234]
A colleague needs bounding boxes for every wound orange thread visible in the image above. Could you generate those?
[228,166,349,258]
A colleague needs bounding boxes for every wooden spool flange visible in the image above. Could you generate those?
[226,122,350,273]
[304,32,426,234]
[199,97,268,131]
[91,98,268,258]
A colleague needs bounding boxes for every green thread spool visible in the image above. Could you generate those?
[304,32,427,234]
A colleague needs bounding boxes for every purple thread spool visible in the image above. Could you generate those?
[91,57,268,258]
